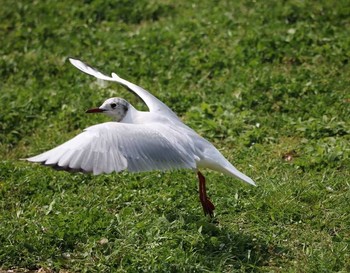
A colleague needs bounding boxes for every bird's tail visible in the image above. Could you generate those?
[197,137,256,186]
[221,164,256,186]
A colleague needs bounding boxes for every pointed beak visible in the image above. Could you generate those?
[86,107,105,113]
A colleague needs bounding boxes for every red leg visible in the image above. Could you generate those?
[197,171,215,217]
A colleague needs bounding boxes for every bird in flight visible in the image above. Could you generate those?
[26,58,256,217]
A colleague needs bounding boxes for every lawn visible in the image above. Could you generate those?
[1,0,349,272]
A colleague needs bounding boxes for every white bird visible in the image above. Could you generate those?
[27,58,256,217]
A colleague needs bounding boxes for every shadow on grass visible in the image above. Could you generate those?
[179,214,286,271]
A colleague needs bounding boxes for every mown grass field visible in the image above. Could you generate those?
[1,0,349,272]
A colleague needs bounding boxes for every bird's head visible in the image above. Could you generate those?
[86,97,129,122]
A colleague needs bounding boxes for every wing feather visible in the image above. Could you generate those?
[27,122,197,175]
[69,58,179,120]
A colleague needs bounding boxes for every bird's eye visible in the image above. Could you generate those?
[110,103,117,109]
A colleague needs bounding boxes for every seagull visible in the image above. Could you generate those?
[26,58,256,217]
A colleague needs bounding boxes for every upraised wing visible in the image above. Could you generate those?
[27,122,198,175]
[69,58,180,120]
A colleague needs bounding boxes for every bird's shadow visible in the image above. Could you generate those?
[165,213,285,271]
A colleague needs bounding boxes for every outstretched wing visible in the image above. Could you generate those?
[69,58,180,120]
[26,122,198,175]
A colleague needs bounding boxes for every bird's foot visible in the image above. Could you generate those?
[200,196,215,217]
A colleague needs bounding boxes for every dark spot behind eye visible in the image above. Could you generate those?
[111,103,117,108]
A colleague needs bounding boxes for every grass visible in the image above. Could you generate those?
[1,0,350,272]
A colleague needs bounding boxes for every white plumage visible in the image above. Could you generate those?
[29,122,198,175]
[27,58,255,216]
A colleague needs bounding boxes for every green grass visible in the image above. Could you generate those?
[1,0,350,272]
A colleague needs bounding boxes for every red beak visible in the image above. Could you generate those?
[86,108,105,113]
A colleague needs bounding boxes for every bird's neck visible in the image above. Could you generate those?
[120,104,146,123]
